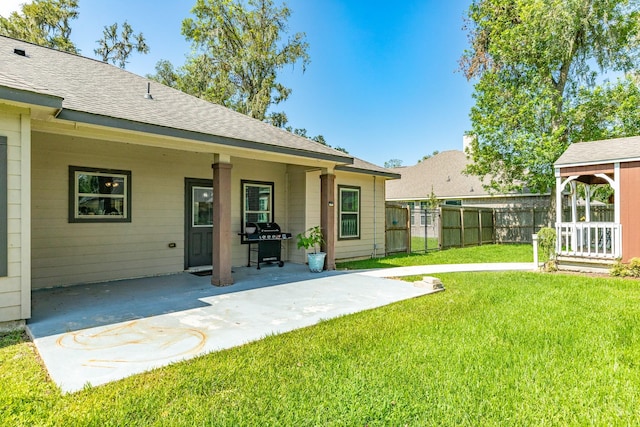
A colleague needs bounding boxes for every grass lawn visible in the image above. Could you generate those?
[3,270,640,425]
[411,236,440,252]
[338,243,533,270]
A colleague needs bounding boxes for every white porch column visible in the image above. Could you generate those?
[570,181,578,223]
[584,184,591,222]
[614,163,621,224]
[614,162,622,257]
[555,172,563,255]
[555,172,562,227]
[570,181,578,251]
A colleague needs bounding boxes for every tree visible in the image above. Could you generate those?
[95,21,149,68]
[1,0,149,68]
[384,159,403,168]
[263,112,331,148]
[461,0,640,195]
[0,0,79,53]
[148,59,180,88]
[418,150,440,163]
[310,134,328,146]
[426,185,440,208]
[179,0,310,121]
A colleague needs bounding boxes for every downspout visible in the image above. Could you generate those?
[373,176,377,258]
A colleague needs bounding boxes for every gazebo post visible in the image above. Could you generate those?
[584,184,591,222]
[570,181,578,251]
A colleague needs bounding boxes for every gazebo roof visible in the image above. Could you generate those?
[555,136,640,168]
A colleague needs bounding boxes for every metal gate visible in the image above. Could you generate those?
[409,207,441,253]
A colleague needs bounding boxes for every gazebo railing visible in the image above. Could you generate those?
[556,222,621,259]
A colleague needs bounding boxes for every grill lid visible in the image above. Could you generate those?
[246,222,281,233]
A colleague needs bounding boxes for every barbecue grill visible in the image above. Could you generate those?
[242,222,291,269]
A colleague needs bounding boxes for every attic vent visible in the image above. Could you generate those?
[13,48,26,57]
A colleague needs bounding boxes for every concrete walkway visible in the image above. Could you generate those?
[360,262,536,277]
[27,262,535,393]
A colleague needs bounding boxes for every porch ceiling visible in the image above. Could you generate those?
[572,175,612,185]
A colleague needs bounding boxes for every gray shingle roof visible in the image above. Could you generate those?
[0,36,356,165]
[555,136,640,167]
[336,157,400,179]
[386,150,490,200]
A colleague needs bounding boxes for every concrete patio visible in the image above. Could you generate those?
[27,263,441,393]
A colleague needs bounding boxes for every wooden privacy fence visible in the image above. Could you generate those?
[385,204,410,254]
[494,207,549,243]
[440,206,495,249]
[387,204,614,253]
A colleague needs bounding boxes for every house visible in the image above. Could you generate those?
[386,149,549,209]
[385,149,550,243]
[0,36,399,328]
[554,136,640,269]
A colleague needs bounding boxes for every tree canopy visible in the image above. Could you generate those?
[95,21,149,69]
[0,0,79,53]
[166,0,310,121]
[461,0,640,195]
[0,0,148,68]
[384,159,403,168]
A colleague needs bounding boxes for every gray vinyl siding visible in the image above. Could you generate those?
[334,172,386,260]
[0,109,29,322]
[31,132,291,288]
[0,136,6,277]
[285,165,309,264]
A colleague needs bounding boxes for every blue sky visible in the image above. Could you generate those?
[2,0,475,167]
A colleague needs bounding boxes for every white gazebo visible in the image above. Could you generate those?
[554,136,640,266]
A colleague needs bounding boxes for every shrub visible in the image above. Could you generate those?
[537,227,556,260]
[537,227,557,271]
[611,258,640,278]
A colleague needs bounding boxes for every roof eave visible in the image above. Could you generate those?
[0,85,63,110]
[57,109,354,164]
[335,165,400,179]
[386,192,550,201]
[555,157,640,169]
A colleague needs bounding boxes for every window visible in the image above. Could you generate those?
[419,201,428,225]
[407,202,415,226]
[242,181,273,228]
[69,166,131,222]
[192,187,213,227]
[339,186,360,239]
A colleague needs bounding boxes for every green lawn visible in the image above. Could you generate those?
[411,236,440,252]
[3,270,639,425]
[337,243,533,270]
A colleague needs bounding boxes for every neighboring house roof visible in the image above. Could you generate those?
[385,150,541,201]
[555,136,640,168]
[386,150,487,200]
[0,36,366,168]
